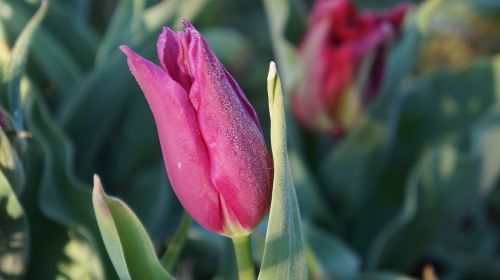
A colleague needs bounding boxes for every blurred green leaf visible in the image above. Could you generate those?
[367,58,500,270]
[160,212,191,272]
[2,0,47,126]
[92,175,173,280]
[3,0,47,82]
[143,0,178,32]
[120,164,182,242]
[356,273,416,280]
[415,0,500,74]
[262,0,298,91]
[0,129,25,195]
[339,58,500,258]
[289,150,334,228]
[304,224,360,280]
[318,24,423,222]
[38,1,97,69]
[0,19,10,70]
[217,238,239,280]
[171,0,209,30]
[203,27,252,71]
[368,144,481,269]
[22,79,113,279]
[1,0,82,95]
[258,62,307,280]
[96,0,145,64]
[0,170,29,279]
[474,0,500,9]
[476,112,500,194]
[20,141,104,280]
[58,0,207,182]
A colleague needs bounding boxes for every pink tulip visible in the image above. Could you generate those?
[293,0,411,134]
[120,21,273,237]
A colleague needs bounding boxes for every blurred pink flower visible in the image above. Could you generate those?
[293,0,411,134]
[121,21,273,237]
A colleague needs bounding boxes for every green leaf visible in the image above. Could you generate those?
[19,140,103,279]
[143,0,179,32]
[2,1,82,95]
[318,25,423,221]
[474,0,500,9]
[120,164,182,242]
[0,170,29,279]
[356,273,417,280]
[367,102,500,270]
[58,0,207,181]
[304,224,360,280]
[2,0,47,127]
[95,0,145,64]
[328,58,500,258]
[288,150,335,228]
[367,144,481,269]
[0,128,25,195]
[3,0,47,82]
[171,0,209,30]
[0,19,10,71]
[262,0,298,91]
[143,0,209,33]
[21,78,113,279]
[258,62,307,280]
[476,112,500,194]
[36,1,97,69]
[160,212,191,272]
[203,27,252,70]
[92,175,173,280]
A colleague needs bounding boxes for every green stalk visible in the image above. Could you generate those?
[232,235,256,280]
[160,212,192,272]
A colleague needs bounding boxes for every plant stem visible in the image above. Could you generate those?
[160,212,192,272]
[232,235,256,280]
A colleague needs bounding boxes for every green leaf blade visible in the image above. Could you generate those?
[258,62,307,280]
[92,175,173,280]
[0,169,29,279]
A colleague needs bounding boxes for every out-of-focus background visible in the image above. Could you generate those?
[1,0,499,279]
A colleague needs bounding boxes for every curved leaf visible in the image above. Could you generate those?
[0,170,29,279]
[262,0,298,91]
[3,0,47,129]
[22,79,112,279]
[0,129,25,195]
[258,62,307,280]
[92,175,173,280]
[95,0,145,64]
[2,1,82,95]
[304,224,359,280]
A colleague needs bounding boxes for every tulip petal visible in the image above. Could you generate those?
[157,27,193,91]
[184,29,273,234]
[120,45,225,234]
[157,23,262,130]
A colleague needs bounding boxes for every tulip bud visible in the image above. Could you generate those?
[120,21,273,237]
[293,0,411,134]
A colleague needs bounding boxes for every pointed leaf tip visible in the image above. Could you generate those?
[267,61,277,82]
[93,174,103,193]
[92,174,111,218]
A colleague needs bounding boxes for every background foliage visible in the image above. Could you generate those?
[0,0,499,279]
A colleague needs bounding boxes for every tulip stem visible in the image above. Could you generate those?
[160,212,192,272]
[232,235,256,280]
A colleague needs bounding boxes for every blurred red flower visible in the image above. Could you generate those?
[293,0,411,134]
